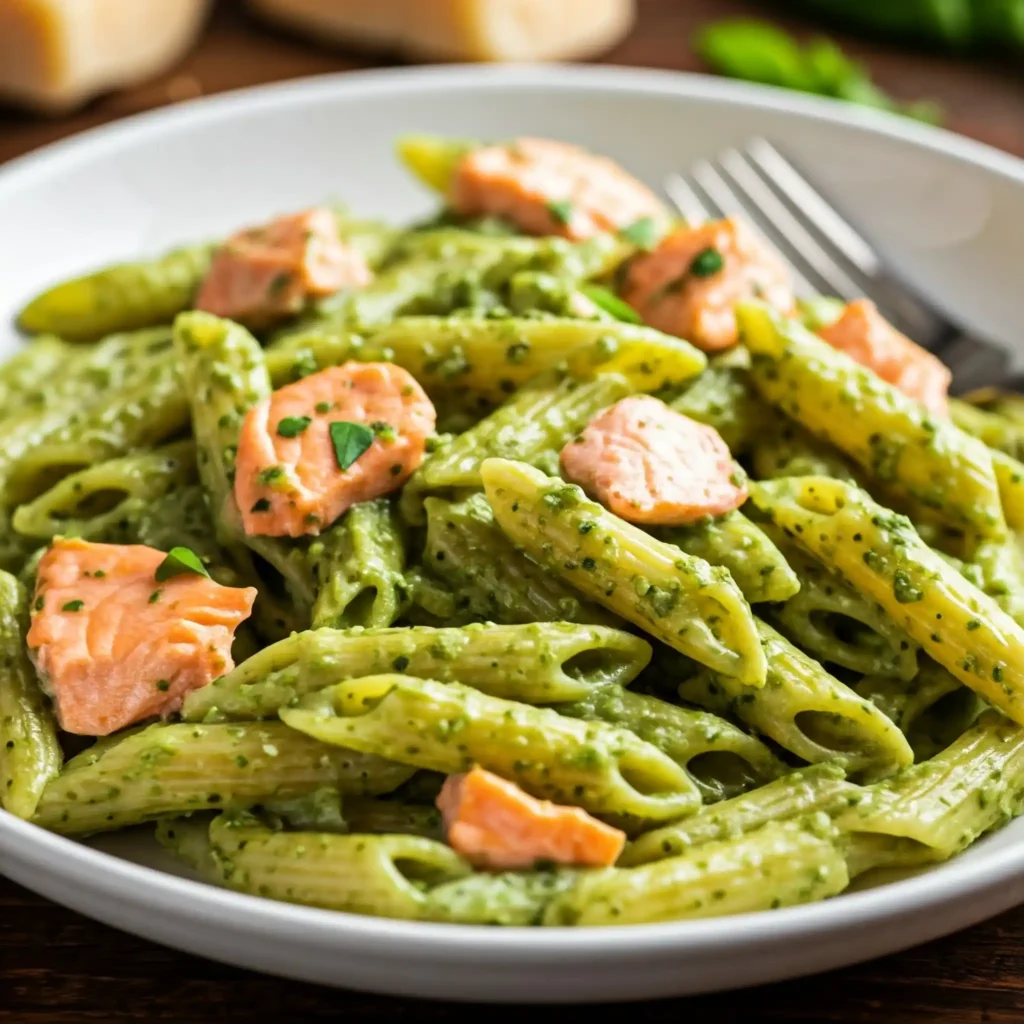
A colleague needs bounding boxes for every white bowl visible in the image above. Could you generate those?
[3,65,1024,1003]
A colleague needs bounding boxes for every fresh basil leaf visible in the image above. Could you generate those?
[330,421,375,471]
[547,200,574,226]
[581,285,643,325]
[620,216,660,250]
[155,546,211,582]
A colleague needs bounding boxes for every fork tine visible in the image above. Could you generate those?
[686,159,818,299]
[718,148,869,306]
[663,172,711,226]
[745,138,882,276]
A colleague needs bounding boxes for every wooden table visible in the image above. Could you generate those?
[2,2,1024,1020]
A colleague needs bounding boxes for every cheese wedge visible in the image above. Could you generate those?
[0,0,211,114]
[247,0,636,62]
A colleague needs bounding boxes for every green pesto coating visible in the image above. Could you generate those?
[310,499,408,629]
[4,351,190,508]
[423,870,582,926]
[750,476,1024,726]
[838,711,1024,876]
[855,659,983,762]
[267,316,705,416]
[281,674,699,822]
[206,814,469,919]
[543,816,848,925]
[401,372,632,523]
[740,302,1006,540]
[183,621,651,721]
[0,570,61,819]
[12,441,197,541]
[750,416,860,482]
[554,685,784,804]
[621,762,855,866]
[32,721,413,836]
[950,397,1024,462]
[656,510,800,605]
[173,310,315,634]
[668,355,770,454]
[480,459,766,684]
[18,244,214,342]
[421,493,618,627]
[764,525,919,681]
[0,335,72,421]
[0,328,174,502]
[680,618,914,781]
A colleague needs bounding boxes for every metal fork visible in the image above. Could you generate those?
[664,138,1013,394]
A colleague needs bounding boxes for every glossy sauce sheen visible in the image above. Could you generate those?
[26,538,256,735]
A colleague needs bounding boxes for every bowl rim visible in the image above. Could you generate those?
[3,62,1024,957]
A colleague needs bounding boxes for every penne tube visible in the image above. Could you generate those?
[481,458,766,685]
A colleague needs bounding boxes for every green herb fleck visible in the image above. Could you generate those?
[148,590,162,604]
[156,679,171,692]
[620,216,659,250]
[580,284,642,325]
[329,421,374,471]
[547,200,574,226]
[155,546,211,582]
[392,655,410,672]
[61,600,84,612]
[690,247,724,277]
[277,416,312,438]
[315,401,333,414]
[258,465,286,485]
[892,570,923,604]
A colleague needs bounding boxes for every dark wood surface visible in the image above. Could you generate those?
[3,2,1024,1020]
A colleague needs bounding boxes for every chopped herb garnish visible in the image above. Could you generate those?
[393,655,410,672]
[329,421,374,471]
[315,401,333,414]
[690,247,725,277]
[580,284,642,325]
[61,600,84,612]
[149,590,162,604]
[547,200,574,226]
[156,679,171,692]
[268,271,293,295]
[34,596,43,611]
[277,416,312,438]
[620,216,660,250]
[506,342,530,364]
[155,546,211,582]
[251,498,272,513]
[371,420,397,442]
[258,465,286,485]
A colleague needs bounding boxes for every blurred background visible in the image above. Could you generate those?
[1,0,1022,163]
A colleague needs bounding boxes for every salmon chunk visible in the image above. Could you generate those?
[26,538,256,736]
[817,299,951,416]
[561,395,747,525]
[437,767,625,870]
[195,207,371,326]
[622,217,794,350]
[451,137,667,241]
[235,362,435,538]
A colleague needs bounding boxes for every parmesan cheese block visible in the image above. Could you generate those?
[247,0,636,62]
[0,0,211,114]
